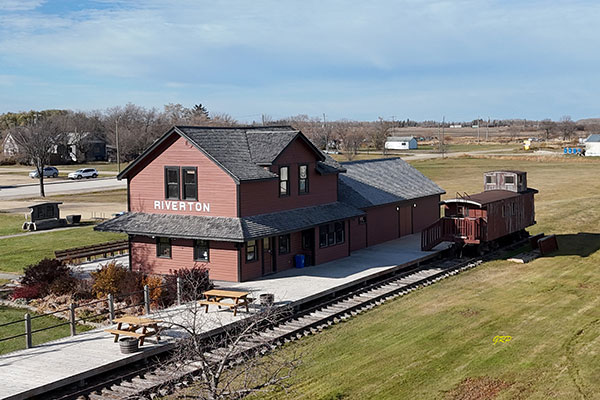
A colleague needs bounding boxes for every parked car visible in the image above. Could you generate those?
[29,166,59,178]
[68,168,98,179]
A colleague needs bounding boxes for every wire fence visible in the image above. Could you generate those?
[0,278,183,350]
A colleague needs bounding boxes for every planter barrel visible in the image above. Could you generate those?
[119,337,139,354]
[259,293,274,307]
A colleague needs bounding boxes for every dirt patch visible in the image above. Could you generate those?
[458,308,481,317]
[447,377,512,400]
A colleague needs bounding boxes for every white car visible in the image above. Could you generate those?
[68,168,98,179]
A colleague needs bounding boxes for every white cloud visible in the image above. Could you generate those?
[0,0,45,12]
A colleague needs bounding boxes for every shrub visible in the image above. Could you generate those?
[143,275,164,306]
[12,284,42,300]
[91,261,128,298]
[163,265,212,305]
[48,274,78,296]
[21,258,72,297]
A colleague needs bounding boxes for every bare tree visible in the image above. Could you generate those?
[540,119,557,141]
[10,115,63,197]
[372,117,390,152]
[558,115,576,141]
[156,273,300,399]
[508,125,520,141]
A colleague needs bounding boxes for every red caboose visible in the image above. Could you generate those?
[422,171,537,251]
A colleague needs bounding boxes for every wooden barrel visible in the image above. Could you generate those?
[119,338,139,354]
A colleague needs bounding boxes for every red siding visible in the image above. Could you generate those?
[349,217,367,252]
[130,236,239,282]
[412,195,442,232]
[128,135,238,217]
[365,204,399,246]
[240,138,338,216]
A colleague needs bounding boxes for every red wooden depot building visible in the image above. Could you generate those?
[96,126,445,282]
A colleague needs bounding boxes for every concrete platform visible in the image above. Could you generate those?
[0,234,448,400]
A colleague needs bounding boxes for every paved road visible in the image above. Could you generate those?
[0,177,126,200]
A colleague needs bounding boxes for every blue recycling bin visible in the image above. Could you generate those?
[294,254,305,268]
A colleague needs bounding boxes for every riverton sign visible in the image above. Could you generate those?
[154,200,210,213]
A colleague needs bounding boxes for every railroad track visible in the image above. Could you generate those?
[48,240,525,400]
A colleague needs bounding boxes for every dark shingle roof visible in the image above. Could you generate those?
[118,126,344,183]
[338,158,445,208]
[95,202,363,242]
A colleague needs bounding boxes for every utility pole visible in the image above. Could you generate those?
[323,113,328,153]
[477,116,481,143]
[115,117,121,173]
[486,117,490,141]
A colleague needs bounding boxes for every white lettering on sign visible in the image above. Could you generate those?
[154,200,212,213]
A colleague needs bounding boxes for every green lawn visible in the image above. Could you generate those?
[0,212,27,236]
[243,156,600,399]
[0,305,93,355]
[0,226,126,274]
[24,188,127,204]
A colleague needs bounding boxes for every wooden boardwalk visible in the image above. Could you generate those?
[0,234,449,400]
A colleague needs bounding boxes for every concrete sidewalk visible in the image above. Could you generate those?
[0,234,449,400]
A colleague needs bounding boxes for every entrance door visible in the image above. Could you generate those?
[398,205,413,237]
[262,237,276,275]
[301,229,315,266]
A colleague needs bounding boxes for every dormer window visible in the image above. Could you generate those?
[279,166,289,197]
[299,164,309,194]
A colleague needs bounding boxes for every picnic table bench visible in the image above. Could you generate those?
[104,316,162,346]
[199,289,250,317]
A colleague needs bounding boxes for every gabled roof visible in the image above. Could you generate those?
[117,125,339,183]
[443,188,538,207]
[338,158,445,208]
[585,134,600,143]
[94,202,363,242]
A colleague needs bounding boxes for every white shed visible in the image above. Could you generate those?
[584,134,600,156]
[385,136,418,150]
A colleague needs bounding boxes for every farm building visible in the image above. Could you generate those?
[96,126,444,282]
[385,136,418,150]
[1,131,107,162]
[584,134,600,156]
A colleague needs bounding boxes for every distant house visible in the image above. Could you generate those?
[584,134,600,157]
[385,136,418,150]
[1,131,107,162]
[2,132,20,157]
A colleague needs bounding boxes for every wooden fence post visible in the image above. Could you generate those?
[144,285,150,315]
[69,303,77,336]
[176,277,182,306]
[24,313,32,349]
[108,294,115,324]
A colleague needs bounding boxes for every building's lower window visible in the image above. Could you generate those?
[278,234,290,254]
[246,240,258,262]
[358,215,367,225]
[194,239,209,262]
[319,222,345,248]
[157,237,172,258]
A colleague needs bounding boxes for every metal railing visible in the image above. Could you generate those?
[0,277,184,350]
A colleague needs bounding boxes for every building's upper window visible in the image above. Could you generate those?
[194,239,209,262]
[505,175,515,184]
[182,167,198,200]
[165,166,180,200]
[246,240,258,262]
[299,164,309,194]
[157,237,172,258]
[279,234,291,254]
[319,222,345,248]
[279,166,289,197]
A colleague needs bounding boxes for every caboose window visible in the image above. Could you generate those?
[485,175,494,184]
[505,176,515,184]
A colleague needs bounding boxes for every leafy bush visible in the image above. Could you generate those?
[163,265,212,305]
[143,275,164,305]
[48,274,78,296]
[12,283,42,300]
[21,258,72,297]
[91,261,128,298]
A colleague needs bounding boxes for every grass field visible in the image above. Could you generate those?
[0,212,27,236]
[0,226,126,274]
[0,306,93,355]
[24,188,127,204]
[237,156,600,400]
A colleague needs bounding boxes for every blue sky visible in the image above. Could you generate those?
[0,0,598,122]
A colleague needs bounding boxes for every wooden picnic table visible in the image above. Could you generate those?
[199,289,250,317]
[104,316,162,346]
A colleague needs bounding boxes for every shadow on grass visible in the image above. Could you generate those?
[546,233,600,258]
